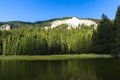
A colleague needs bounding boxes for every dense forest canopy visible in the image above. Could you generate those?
[0,6,120,55]
[0,26,93,55]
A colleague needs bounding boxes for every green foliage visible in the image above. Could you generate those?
[112,6,120,55]
[91,6,120,56]
[1,26,93,55]
[3,6,120,55]
[91,14,113,54]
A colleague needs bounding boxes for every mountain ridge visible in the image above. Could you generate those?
[0,17,99,30]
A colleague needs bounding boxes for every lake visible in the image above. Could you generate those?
[0,58,120,80]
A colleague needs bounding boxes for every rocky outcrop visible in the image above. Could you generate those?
[0,24,11,30]
[50,17,98,29]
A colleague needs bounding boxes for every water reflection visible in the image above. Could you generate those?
[0,58,120,80]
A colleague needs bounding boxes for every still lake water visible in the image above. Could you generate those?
[0,58,120,80]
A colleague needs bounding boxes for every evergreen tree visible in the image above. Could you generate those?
[0,19,94,55]
[112,6,120,55]
[91,14,112,54]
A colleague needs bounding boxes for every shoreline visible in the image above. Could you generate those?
[0,54,112,61]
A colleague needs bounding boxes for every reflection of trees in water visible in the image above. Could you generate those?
[0,61,19,80]
[68,60,97,80]
[93,58,120,80]
[65,59,97,80]
[1,59,120,80]
[0,61,2,80]
[0,60,98,80]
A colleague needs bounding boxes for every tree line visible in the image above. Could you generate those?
[91,6,120,55]
[0,6,120,55]
[0,25,93,55]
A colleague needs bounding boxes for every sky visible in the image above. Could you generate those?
[0,0,120,22]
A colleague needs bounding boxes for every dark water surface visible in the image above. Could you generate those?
[0,58,120,80]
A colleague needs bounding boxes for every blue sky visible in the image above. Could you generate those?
[0,0,120,22]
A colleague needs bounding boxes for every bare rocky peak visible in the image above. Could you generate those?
[50,17,98,29]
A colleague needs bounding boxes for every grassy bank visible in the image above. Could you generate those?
[0,54,112,61]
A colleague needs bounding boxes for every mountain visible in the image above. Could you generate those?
[50,17,98,29]
[0,17,99,30]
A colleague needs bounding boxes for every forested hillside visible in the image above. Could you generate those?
[0,26,93,55]
[0,17,96,55]
[0,6,120,56]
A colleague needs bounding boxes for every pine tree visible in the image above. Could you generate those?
[112,6,120,55]
[91,14,112,54]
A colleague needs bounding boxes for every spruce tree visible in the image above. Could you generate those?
[112,6,120,55]
[91,14,112,54]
